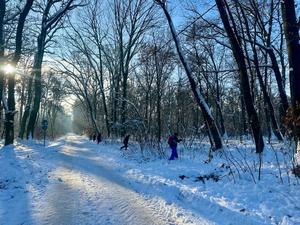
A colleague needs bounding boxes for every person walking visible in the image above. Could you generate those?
[96,132,102,144]
[120,134,130,150]
[168,133,182,160]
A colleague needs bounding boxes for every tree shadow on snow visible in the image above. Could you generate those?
[0,145,34,225]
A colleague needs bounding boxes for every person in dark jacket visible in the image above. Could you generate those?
[168,133,182,160]
[93,133,96,141]
[96,132,102,144]
[120,134,130,150]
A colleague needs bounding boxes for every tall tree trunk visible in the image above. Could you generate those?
[154,47,162,143]
[157,2,223,150]
[26,33,46,139]
[215,72,225,136]
[0,0,5,139]
[216,0,264,153]
[281,0,300,152]
[121,70,128,136]
[5,64,16,145]
[4,0,33,145]
[98,54,110,137]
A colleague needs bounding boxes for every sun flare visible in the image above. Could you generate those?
[2,64,15,74]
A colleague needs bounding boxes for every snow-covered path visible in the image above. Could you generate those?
[2,135,300,225]
[33,135,176,225]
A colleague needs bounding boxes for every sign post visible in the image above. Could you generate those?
[41,119,48,146]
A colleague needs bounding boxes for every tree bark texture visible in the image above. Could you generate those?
[281,0,300,151]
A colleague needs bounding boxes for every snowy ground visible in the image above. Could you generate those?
[0,134,300,225]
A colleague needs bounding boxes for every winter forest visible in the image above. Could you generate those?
[1,0,300,224]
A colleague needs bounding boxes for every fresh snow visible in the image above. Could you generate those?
[0,134,300,225]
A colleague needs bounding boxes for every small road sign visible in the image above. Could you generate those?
[42,119,48,130]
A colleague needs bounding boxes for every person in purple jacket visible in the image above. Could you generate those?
[168,133,182,160]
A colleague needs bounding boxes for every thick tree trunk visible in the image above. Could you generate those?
[5,64,16,145]
[26,33,45,139]
[216,0,264,153]
[159,3,223,150]
[4,0,33,145]
[281,0,300,151]
[26,69,42,139]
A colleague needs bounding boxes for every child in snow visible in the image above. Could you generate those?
[168,133,182,160]
[120,134,130,150]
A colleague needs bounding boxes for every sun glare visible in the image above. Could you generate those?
[2,64,15,74]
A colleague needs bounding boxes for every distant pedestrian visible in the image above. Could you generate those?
[168,133,182,160]
[120,134,130,150]
[93,133,96,141]
[97,132,102,144]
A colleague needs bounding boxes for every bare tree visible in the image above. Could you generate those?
[113,0,156,136]
[0,0,34,145]
[21,0,83,139]
[154,0,223,150]
[215,0,264,153]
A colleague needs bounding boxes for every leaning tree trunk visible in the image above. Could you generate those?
[216,0,264,153]
[158,2,223,150]
[281,0,300,152]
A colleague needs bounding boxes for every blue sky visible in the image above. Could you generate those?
[168,0,216,27]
